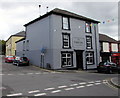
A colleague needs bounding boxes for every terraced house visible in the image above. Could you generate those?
[6,31,26,56]
[16,8,100,70]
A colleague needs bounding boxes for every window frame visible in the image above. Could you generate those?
[86,51,94,65]
[62,16,70,30]
[62,33,71,49]
[61,51,73,68]
[85,22,92,33]
[86,36,93,49]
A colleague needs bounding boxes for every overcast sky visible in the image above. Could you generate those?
[0,0,119,41]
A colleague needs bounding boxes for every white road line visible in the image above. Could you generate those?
[44,88,55,91]
[35,73,41,74]
[86,84,94,87]
[88,81,94,83]
[103,81,107,84]
[43,72,49,74]
[51,90,61,93]
[8,74,13,75]
[70,84,78,86]
[0,87,6,90]
[34,93,46,96]
[0,74,4,75]
[65,87,74,91]
[95,83,101,85]
[18,74,24,75]
[27,73,33,75]
[58,85,67,88]
[7,93,22,96]
[95,80,101,82]
[28,90,40,94]
[76,86,85,88]
[103,80,107,82]
[79,82,86,85]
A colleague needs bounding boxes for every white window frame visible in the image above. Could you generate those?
[85,22,91,33]
[86,52,94,65]
[62,17,70,30]
[86,36,92,49]
[62,33,71,48]
[61,52,73,67]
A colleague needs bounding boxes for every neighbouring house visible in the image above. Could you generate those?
[99,34,120,66]
[6,31,26,56]
[16,8,100,70]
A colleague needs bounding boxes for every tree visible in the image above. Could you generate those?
[0,40,6,55]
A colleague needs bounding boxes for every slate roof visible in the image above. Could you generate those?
[6,31,26,42]
[24,8,100,27]
[99,34,117,43]
[13,31,26,37]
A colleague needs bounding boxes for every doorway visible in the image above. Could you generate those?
[76,50,83,69]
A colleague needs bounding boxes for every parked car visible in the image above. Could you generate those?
[13,56,29,66]
[5,56,15,63]
[97,62,120,73]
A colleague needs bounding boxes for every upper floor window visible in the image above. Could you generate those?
[86,36,92,49]
[23,41,25,51]
[62,17,70,30]
[62,33,71,49]
[26,40,29,51]
[85,22,91,33]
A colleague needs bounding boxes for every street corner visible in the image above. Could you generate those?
[110,77,120,88]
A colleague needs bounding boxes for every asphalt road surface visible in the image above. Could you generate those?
[0,56,119,97]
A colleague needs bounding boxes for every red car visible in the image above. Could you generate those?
[5,56,15,63]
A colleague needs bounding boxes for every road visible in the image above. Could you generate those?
[0,56,119,97]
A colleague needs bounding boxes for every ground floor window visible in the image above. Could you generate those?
[61,51,73,67]
[86,51,94,65]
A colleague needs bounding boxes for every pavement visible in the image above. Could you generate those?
[110,77,120,88]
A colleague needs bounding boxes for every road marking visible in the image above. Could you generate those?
[79,82,86,85]
[0,87,6,90]
[8,74,13,75]
[44,88,55,91]
[95,83,101,85]
[70,84,78,86]
[51,90,61,93]
[35,73,41,74]
[95,80,101,82]
[65,87,74,91]
[88,81,94,83]
[86,84,94,87]
[7,93,22,96]
[58,85,67,88]
[0,74,4,75]
[76,86,85,88]
[103,80,107,82]
[28,90,40,94]
[34,93,46,96]
[27,73,33,75]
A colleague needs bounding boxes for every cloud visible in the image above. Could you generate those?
[0,1,118,41]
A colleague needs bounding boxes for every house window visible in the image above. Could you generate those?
[62,17,70,30]
[26,40,29,51]
[62,33,71,49]
[86,36,92,49]
[61,52,73,67]
[86,52,94,65]
[23,41,25,51]
[85,22,91,33]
